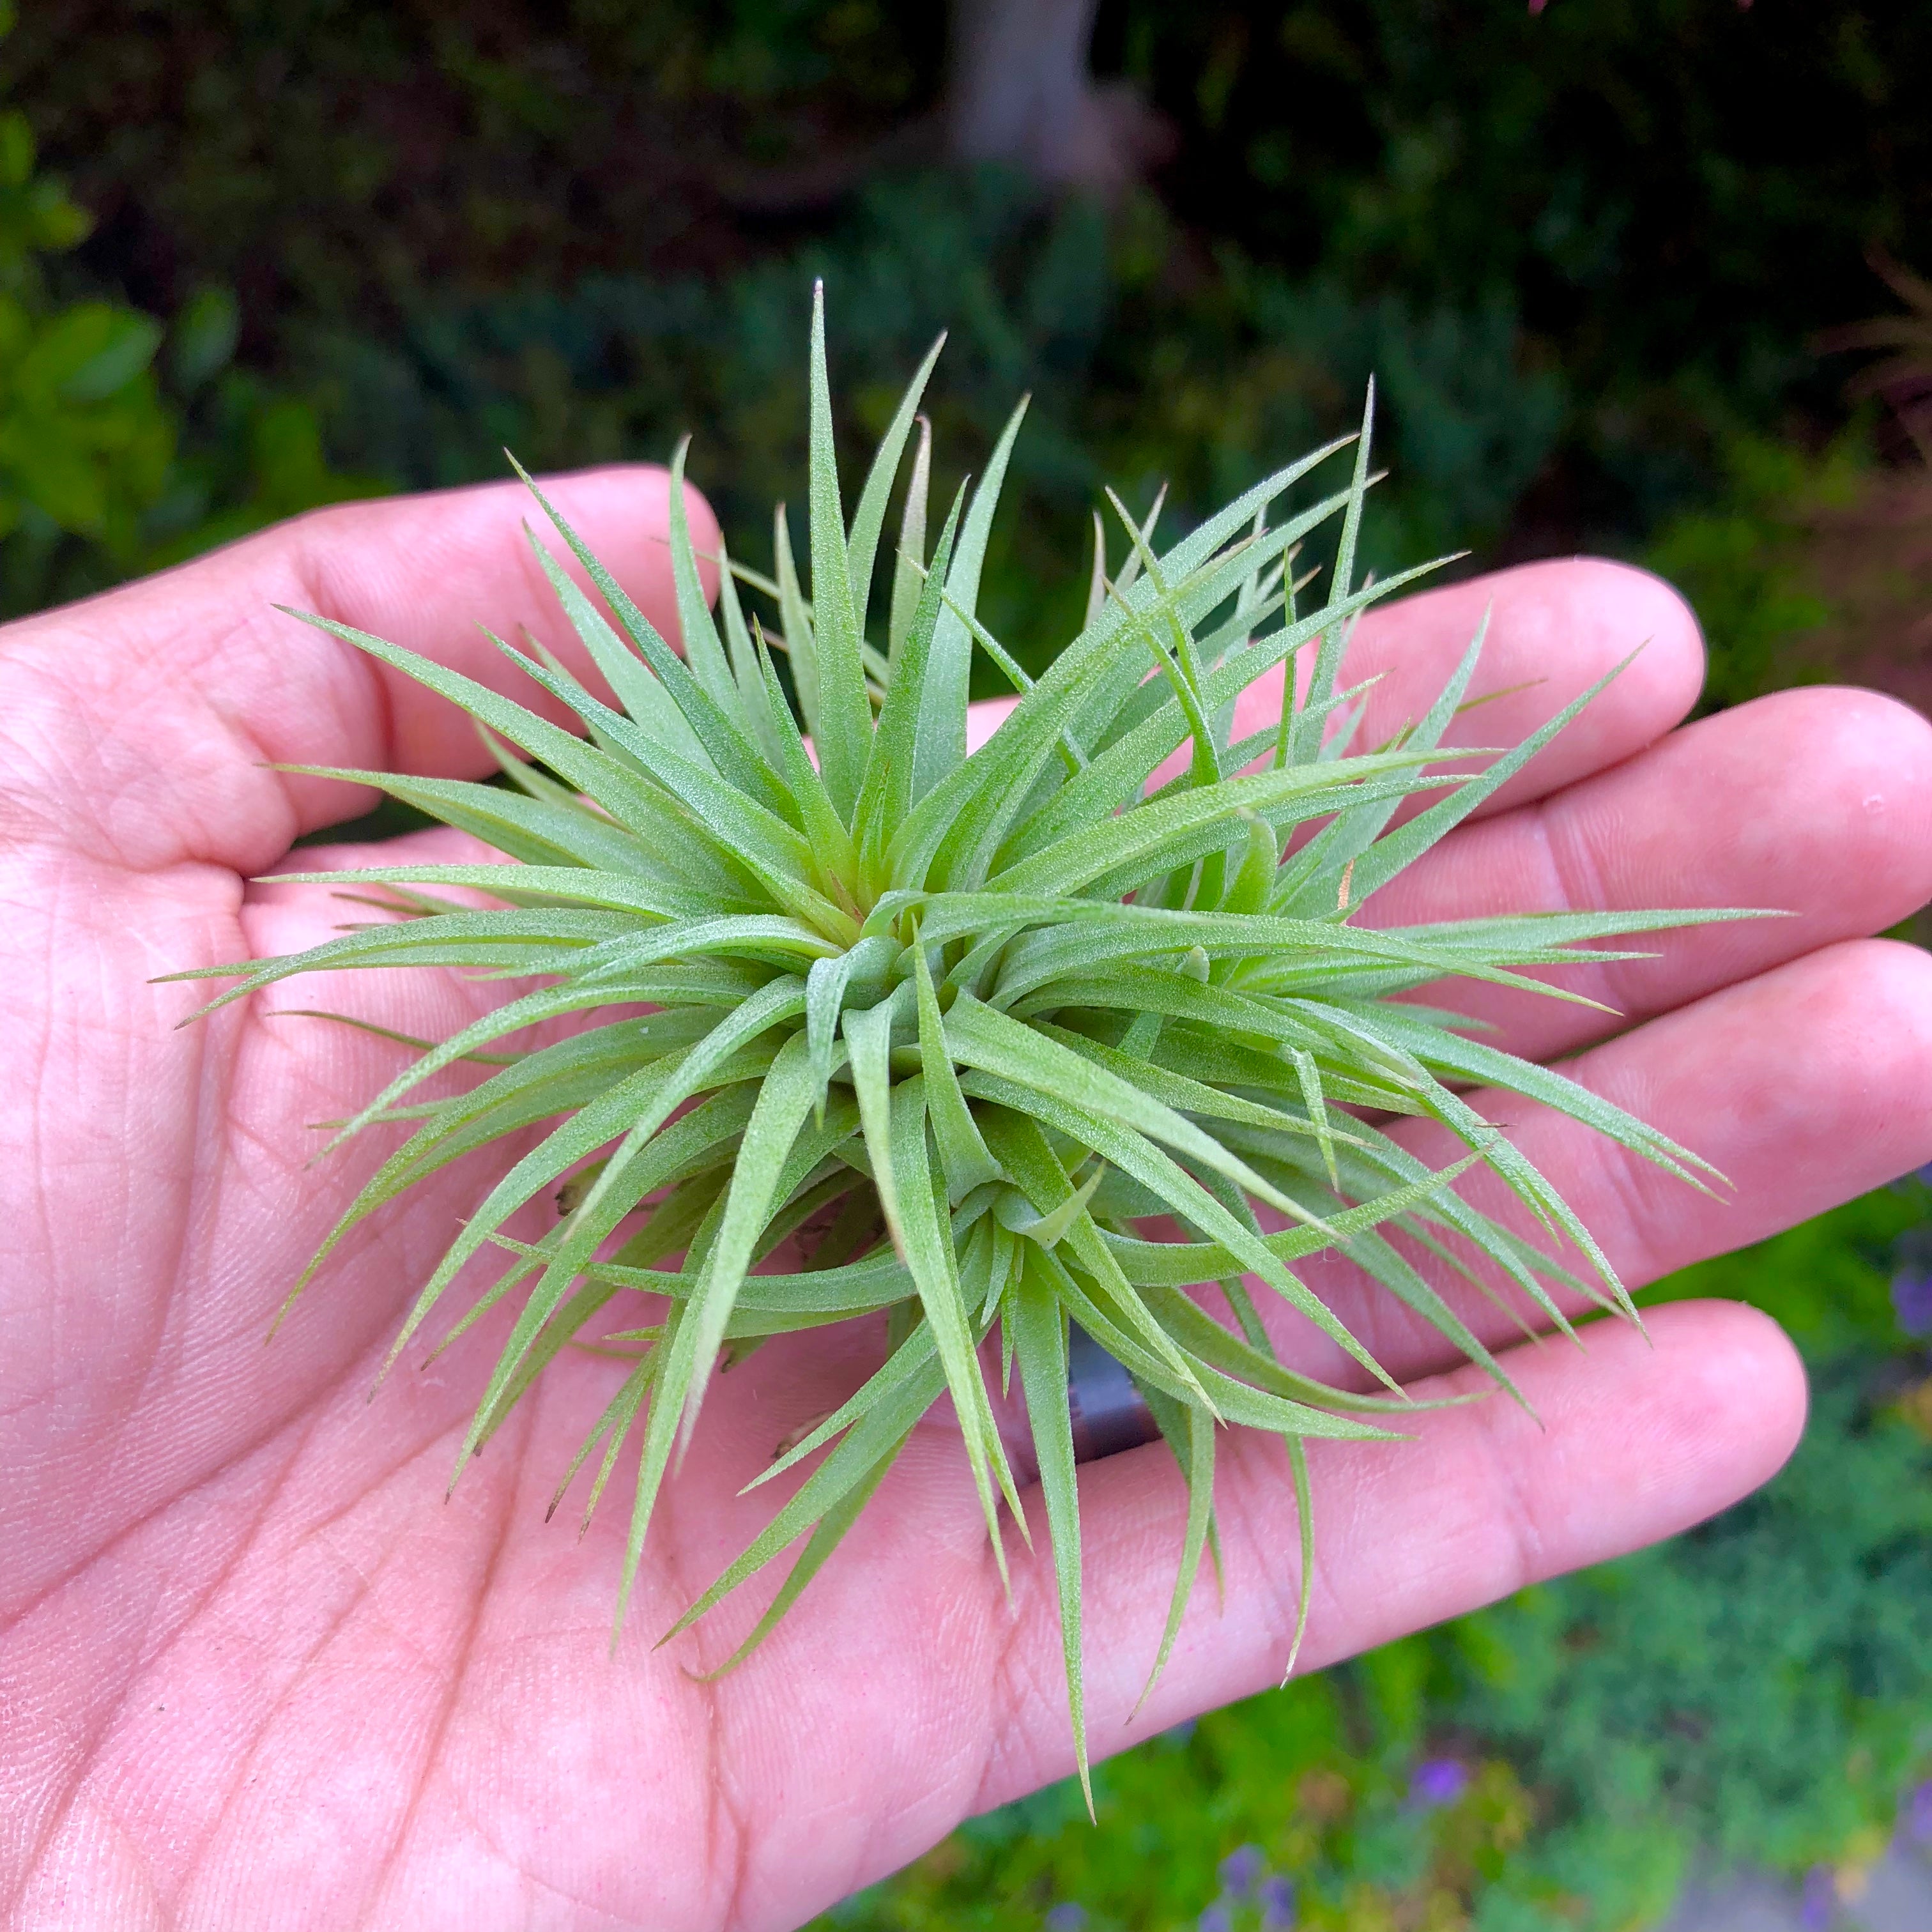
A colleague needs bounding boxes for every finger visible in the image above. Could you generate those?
[0,465,716,877]
[1445,935,1932,1296]
[1278,937,1932,1393]
[1361,685,1932,1064]
[972,1298,1805,1807]
[1220,556,1706,810]
[970,558,1703,799]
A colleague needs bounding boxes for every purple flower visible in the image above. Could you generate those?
[1218,1844,1265,1899]
[1904,1779,1932,1846]
[1799,1864,1836,1930]
[1197,1906,1232,1932]
[1407,1757,1471,1809]
[1259,1874,1297,1928]
[1893,1268,1932,1339]
[1045,1908,1087,1932]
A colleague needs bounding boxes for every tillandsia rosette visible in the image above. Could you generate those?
[164,288,1747,1795]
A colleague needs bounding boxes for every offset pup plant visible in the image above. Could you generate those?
[167,289,1737,1794]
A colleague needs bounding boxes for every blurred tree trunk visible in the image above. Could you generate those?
[946,0,1169,193]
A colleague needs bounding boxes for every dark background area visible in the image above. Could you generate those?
[3,0,1928,697]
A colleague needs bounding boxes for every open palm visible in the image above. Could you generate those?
[3,466,1931,1932]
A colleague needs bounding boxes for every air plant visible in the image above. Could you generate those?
[165,288,1740,1797]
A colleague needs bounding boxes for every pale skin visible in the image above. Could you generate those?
[3,465,1931,1932]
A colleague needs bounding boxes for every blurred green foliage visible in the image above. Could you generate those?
[2,0,1926,647]
[1643,432,1879,712]
[276,168,1570,681]
[0,25,174,594]
[0,4,384,617]
[0,257,385,612]
[285,164,1899,707]
[817,1184,1932,1931]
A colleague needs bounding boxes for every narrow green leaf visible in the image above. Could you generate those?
[805,935,896,1112]
[163,905,638,1018]
[521,523,712,770]
[512,459,788,811]
[888,413,933,663]
[990,754,1447,904]
[891,1077,1022,1567]
[662,1333,947,1640]
[773,500,822,740]
[1287,383,1376,765]
[688,1430,910,1680]
[844,995,903,1252]
[1281,1436,1314,1683]
[665,436,749,728]
[855,484,967,882]
[741,1317,941,1493]
[1220,811,1280,915]
[1137,1399,1215,1710]
[554,1349,657,1531]
[1013,1250,1091,1812]
[1289,1047,1340,1188]
[847,330,945,634]
[751,624,859,903]
[912,930,1000,1202]
[715,525,789,766]
[915,393,1029,804]
[273,763,700,882]
[806,280,875,818]
[668,1030,825,1450]
[1096,1152,1475,1287]
[1335,652,1638,909]
[1365,1000,1719,1186]
[994,1163,1105,1247]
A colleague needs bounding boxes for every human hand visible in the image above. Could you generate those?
[3,468,1929,1932]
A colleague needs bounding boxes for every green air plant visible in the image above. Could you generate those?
[165,289,1742,1798]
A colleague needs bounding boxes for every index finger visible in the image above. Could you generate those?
[1220,556,1707,812]
[0,465,713,878]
